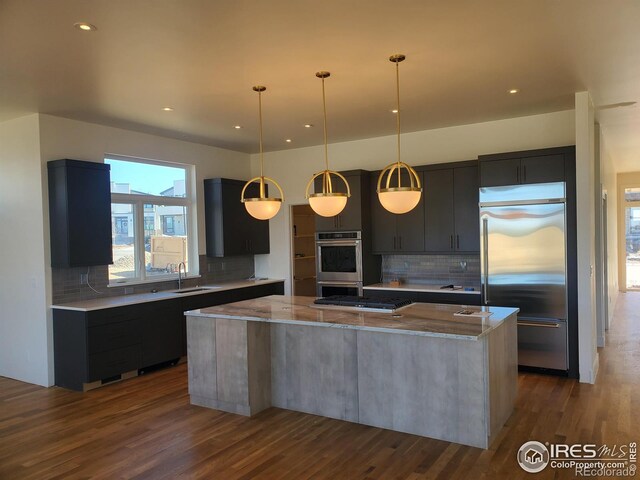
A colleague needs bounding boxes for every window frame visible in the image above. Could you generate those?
[106,154,198,286]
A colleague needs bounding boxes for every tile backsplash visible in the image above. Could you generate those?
[51,254,254,305]
[382,254,480,288]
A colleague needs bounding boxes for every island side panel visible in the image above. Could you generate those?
[486,313,518,446]
[246,321,272,414]
[271,324,359,422]
[186,315,217,405]
[357,330,487,448]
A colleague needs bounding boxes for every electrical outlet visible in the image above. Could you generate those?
[80,273,88,285]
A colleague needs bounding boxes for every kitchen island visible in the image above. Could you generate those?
[185,295,518,448]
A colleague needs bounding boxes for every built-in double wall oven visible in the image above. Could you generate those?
[315,231,363,297]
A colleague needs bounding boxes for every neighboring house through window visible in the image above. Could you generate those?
[105,156,196,284]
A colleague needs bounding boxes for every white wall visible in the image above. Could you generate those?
[600,135,618,326]
[0,114,52,386]
[575,92,598,383]
[252,110,576,295]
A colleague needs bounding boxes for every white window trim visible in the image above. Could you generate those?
[105,154,198,286]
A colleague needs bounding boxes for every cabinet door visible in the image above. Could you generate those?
[48,160,113,267]
[479,158,521,187]
[221,181,252,255]
[424,169,455,252]
[370,174,397,253]
[335,174,362,231]
[395,171,425,252]
[141,301,183,367]
[453,166,480,252]
[521,154,565,184]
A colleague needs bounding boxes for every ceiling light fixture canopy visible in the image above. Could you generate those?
[305,71,350,217]
[240,86,284,220]
[376,54,422,214]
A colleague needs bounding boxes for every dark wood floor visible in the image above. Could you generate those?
[2,294,639,479]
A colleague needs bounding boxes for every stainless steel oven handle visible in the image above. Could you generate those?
[316,240,360,246]
[317,280,361,286]
[517,321,560,328]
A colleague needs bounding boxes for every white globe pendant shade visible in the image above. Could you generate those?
[308,193,348,217]
[244,198,282,220]
[378,188,421,214]
[240,86,284,221]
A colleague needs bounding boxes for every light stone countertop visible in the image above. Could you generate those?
[186,295,518,341]
[50,279,284,312]
[364,282,481,294]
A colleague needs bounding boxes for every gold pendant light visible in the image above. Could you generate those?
[305,71,350,217]
[377,54,422,214]
[241,86,284,220]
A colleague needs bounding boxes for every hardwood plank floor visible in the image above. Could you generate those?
[1,293,639,479]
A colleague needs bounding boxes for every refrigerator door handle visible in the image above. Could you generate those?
[482,216,489,305]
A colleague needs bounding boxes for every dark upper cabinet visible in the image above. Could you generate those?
[371,171,425,253]
[478,158,520,187]
[453,166,480,252]
[479,147,571,187]
[48,159,113,268]
[424,169,455,252]
[315,170,369,232]
[204,178,270,257]
[424,163,479,253]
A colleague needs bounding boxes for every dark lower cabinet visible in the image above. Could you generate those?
[53,282,285,391]
[364,288,481,306]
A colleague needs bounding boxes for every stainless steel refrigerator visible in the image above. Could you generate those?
[480,182,568,371]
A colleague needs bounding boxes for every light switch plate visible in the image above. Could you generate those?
[80,273,88,285]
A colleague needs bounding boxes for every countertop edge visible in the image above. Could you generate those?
[184,308,519,341]
[51,279,285,312]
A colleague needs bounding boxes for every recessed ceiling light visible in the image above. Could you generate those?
[234,125,242,129]
[74,22,97,31]
[162,107,174,111]
[285,139,292,143]
[508,89,519,94]
[304,124,313,128]
[391,109,399,113]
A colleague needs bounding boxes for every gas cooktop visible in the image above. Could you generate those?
[314,295,413,310]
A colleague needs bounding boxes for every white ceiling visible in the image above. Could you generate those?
[1,0,639,169]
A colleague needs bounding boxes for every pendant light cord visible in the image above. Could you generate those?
[322,76,329,171]
[395,59,402,186]
[258,89,264,179]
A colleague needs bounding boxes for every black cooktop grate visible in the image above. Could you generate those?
[314,295,413,310]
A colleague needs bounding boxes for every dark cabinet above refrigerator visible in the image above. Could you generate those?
[478,146,573,187]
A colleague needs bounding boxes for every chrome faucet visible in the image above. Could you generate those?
[177,262,186,290]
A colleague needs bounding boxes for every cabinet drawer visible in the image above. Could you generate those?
[88,344,141,381]
[88,320,141,353]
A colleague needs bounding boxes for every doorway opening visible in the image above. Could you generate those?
[290,204,316,296]
[624,187,640,290]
